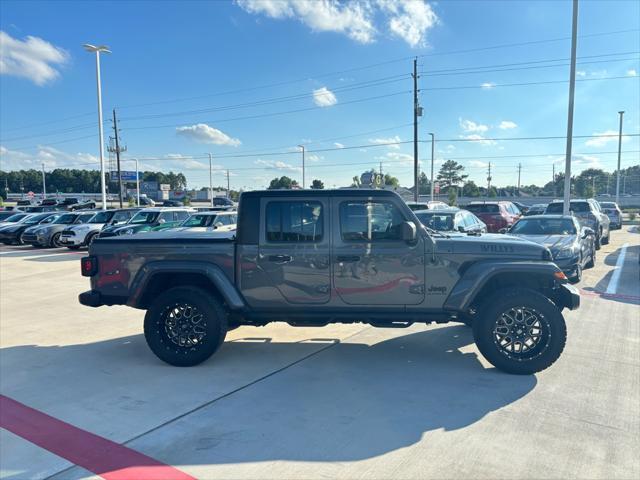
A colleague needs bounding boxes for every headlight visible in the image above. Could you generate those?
[119,228,134,235]
[554,247,577,259]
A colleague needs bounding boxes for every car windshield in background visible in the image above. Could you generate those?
[129,211,159,224]
[466,204,500,213]
[89,211,112,223]
[182,215,211,227]
[4,213,28,222]
[54,214,79,224]
[25,213,54,224]
[415,212,455,231]
[546,202,590,213]
[511,218,576,235]
[74,214,95,223]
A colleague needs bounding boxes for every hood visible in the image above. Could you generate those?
[434,232,547,260]
[69,223,103,232]
[509,234,577,252]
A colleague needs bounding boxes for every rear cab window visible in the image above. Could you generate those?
[266,201,323,242]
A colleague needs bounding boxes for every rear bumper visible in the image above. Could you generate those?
[559,283,580,310]
[79,290,128,308]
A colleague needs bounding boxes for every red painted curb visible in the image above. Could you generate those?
[0,395,195,480]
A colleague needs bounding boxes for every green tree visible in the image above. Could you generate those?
[418,172,431,195]
[447,188,458,206]
[437,160,468,190]
[268,176,299,190]
[310,179,324,189]
[487,186,498,197]
[462,180,480,197]
[383,173,399,188]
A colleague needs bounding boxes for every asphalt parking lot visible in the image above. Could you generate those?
[1,228,638,480]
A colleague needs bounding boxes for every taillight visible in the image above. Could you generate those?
[81,256,98,277]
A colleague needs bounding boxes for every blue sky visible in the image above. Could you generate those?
[1,0,639,191]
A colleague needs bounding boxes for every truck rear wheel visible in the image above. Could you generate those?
[473,288,566,375]
[144,287,228,366]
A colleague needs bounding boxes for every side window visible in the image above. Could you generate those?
[231,214,237,224]
[461,212,473,227]
[266,201,323,242]
[159,212,173,222]
[175,211,190,221]
[113,211,130,222]
[340,201,405,242]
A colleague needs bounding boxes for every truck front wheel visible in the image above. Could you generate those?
[473,288,567,375]
[144,287,228,366]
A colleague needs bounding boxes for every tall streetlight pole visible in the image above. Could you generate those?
[298,145,305,188]
[562,0,579,215]
[615,111,624,205]
[83,44,111,210]
[208,153,214,207]
[429,133,435,202]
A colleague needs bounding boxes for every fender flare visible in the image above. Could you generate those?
[443,260,563,312]
[128,260,246,310]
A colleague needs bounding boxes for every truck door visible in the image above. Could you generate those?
[332,197,425,305]
[257,198,330,304]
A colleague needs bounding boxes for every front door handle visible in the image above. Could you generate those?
[337,255,361,263]
[268,254,292,263]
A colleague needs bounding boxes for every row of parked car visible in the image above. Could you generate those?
[0,207,238,248]
[408,198,624,283]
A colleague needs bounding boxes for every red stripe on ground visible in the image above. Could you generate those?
[0,395,195,480]
[579,289,640,302]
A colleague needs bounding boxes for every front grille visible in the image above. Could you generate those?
[61,229,74,237]
[22,233,38,242]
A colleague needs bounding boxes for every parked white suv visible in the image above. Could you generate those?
[60,208,140,249]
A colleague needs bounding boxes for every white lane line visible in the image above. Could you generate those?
[606,242,629,295]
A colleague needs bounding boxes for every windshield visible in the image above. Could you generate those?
[129,211,159,224]
[54,214,79,225]
[74,214,95,224]
[466,204,500,214]
[89,211,113,223]
[182,214,212,227]
[510,218,576,235]
[4,213,28,222]
[25,213,55,224]
[415,212,455,231]
[546,202,590,213]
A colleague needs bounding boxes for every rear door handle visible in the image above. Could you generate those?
[268,254,292,263]
[337,255,360,263]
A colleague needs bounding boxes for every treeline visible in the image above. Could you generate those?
[0,169,188,198]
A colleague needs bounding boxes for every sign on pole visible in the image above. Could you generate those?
[112,171,139,182]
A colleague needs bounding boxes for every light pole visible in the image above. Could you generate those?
[83,44,111,210]
[41,163,46,199]
[562,0,579,215]
[615,111,624,205]
[429,133,435,202]
[208,153,214,207]
[298,145,305,188]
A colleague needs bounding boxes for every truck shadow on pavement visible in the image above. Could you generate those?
[1,326,537,466]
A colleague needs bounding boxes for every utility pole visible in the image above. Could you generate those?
[412,58,421,203]
[41,163,46,198]
[517,163,522,195]
[298,145,306,188]
[552,163,556,197]
[562,0,579,215]
[429,133,435,202]
[487,162,492,193]
[208,153,214,207]
[134,158,140,207]
[107,109,126,208]
[226,170,230,198]
[615,110,625,205]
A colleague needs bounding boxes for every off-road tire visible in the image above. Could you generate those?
[144,286,228,366]
[473,288,567,375]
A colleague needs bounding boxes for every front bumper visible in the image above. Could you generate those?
[553,256,581,279]
[22,232,47,246]
[60,230,85,246]
[559,283,580,310]
[0,231,20,243]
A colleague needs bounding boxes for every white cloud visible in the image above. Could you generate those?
[255,159,301,172]
[460,134,497,146]
[459,119,489,133]
[0,145,98,170]
[237,0,438,47]
[480,82,495,90]
[384,151,413,165]
[576,70,586,77]
[0,31,69,85]
[378,0,439,47]
[469,160,489,168]
[175,123,241,146]
[499,121,517,130]
[313,86,337,107]
[307,154,322,162]
[585,130,629,148]
[334,142,345,148]
[369,135,401,149]
[627,69,638,77]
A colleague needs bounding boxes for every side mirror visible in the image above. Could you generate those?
[457,226,465,233]
[401,221,417,242]
[582,227,594,238]
[214,221,224,228]
[158,218,166,224]
[498,228,508,234]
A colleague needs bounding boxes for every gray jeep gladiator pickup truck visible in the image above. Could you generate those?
[80,189,579,374]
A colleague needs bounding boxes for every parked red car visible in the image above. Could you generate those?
[465,201,521,232]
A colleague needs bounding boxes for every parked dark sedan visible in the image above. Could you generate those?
[506,215,596,283]
[414,208,487,234]
[523,203,547,216]
[0,212,58,245]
